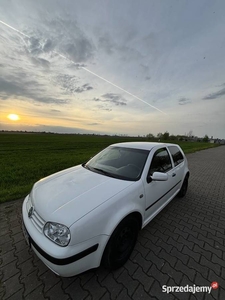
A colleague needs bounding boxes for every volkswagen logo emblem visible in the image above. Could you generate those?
[28,206,34,218]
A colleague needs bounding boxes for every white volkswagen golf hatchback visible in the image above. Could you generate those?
[22,142,189,277]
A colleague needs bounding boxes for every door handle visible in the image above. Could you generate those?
[172,173,176,177]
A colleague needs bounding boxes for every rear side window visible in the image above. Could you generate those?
[168,146,184,166]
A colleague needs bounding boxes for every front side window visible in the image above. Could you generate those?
[168,146,184,166]
[84,146,149,181]
[149,148,172,175]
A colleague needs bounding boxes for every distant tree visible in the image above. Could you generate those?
[156,132,162,141]
[169,135,177,141]
[157,132,162,138]
[146,133,155,139]
[162,131,170,140]
[203,134,209,142]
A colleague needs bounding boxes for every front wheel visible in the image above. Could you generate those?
[102,216,139,269]
[178,175,189,197]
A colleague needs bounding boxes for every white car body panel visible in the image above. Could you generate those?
[141,144,185,226]
[31,165,134,228]
[22,142,189,277]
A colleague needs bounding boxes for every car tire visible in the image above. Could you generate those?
[177,175,189,198]
[102,216,139,270]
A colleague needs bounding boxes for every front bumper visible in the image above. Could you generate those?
[22,195,108,277]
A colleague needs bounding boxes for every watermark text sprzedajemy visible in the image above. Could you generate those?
[162,282,219,294]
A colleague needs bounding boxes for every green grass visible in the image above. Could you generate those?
[0,133,219,203]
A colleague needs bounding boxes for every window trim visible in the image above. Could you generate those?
[147,147,173,179]
[168,145,184,167]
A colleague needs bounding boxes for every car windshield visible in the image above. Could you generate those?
[83,146,149,181]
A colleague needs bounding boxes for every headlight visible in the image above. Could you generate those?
[43,222,71,247]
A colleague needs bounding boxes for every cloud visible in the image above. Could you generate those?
[23,36,54,67]
[102,93,127,106]
[178,97,191,105]
[91,93,127,111]
[93,97,101,102]
[215,83,225,87]
[0,77,69,104]
[67,62,86,69]
[48,18,95,62]
[54,74,77,94]
[51,109,61,113]
[33,96,69,105]
[42,38,55,52]
[87,123,100,125]
[62,39,94,63]
[92,99,112,111]
[15,35,51,68]
[98,34,115,55]
[74,83,93,93]
[95,105,112,111]
[30,57,50,68]
[53,74,93,95]
[0,78,25,98]
[203,86,225,100]
[23,18,95,64]
[26,36,43,55]
[0,123,104,135]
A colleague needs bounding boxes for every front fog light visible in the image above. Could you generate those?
[44,222,71,247]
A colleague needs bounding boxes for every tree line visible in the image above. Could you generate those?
[146,132,209,142]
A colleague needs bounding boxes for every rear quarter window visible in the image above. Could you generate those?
[168,146,184,166]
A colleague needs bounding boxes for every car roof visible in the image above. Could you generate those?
[110,141,178,151]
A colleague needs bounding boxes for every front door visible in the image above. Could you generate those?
[143,147,174,226]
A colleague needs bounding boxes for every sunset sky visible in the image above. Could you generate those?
[0,0,225,138]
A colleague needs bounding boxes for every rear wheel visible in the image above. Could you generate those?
[102,216,139,269]
[178,175,189,197]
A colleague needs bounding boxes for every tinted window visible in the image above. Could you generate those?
[168,146,184,166]
[149,148,172,175]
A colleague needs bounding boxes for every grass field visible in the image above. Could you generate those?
[0,133,220,203]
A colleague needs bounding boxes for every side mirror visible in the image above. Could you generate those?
[147,172,168,183]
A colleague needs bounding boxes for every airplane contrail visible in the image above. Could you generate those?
[80,67,167,114]
[0,20,30,38]
[0,19,167,115]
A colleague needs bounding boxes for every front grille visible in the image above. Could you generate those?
[26,195,45,233]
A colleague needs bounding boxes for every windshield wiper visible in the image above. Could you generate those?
[92,167,117,178]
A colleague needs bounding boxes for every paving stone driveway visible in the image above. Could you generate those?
[1,146,225,300]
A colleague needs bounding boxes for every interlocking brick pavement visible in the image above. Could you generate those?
[1,145,225,300]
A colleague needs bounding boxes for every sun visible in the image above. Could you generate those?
[7,114,20,121]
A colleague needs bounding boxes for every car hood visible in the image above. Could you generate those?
[31,165,134,227]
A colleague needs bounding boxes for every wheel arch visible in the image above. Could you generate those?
[101,211,142,251]
[126,211,143,230]
[100,211,142,268]
[108,211,143,236]
[186,171,190,178]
